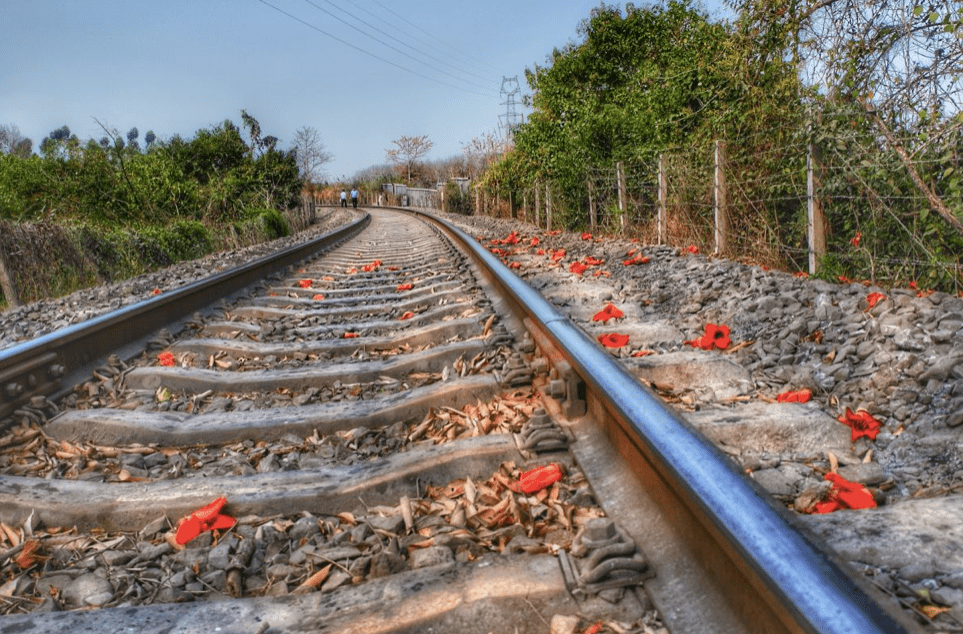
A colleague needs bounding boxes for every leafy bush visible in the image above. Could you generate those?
[443,181,473,215]
[248,207,290,240]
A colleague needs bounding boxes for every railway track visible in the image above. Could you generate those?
[0,208,920,633]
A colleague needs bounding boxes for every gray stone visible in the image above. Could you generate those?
[63,572,114,607]
[932,586,963,607]
[410,545,455,569]
[98,550,135,567]
[200,569,227,592]
[628,350,752,400]
[266,563,300,578]
[208,541,233,570]
[369,551,408,578]
[321,569,352,592]
[550,614,580,634]
[750,468,796,497]
[367,514,406,534]
[155,587,195,603]
[803,497,963,571]
[289,516,321,542]
[686,401,852,457]
[135,542,172,562]
[35,575,74,597]
[836,462,887,486]
[900,562,937,583]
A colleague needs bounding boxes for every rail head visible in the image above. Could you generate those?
[412,208,916,634]
[0,214,370,424]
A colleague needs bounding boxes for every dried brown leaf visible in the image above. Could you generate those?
[0,522,20,547]
[293,563,332,594]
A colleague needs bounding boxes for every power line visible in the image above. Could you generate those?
[253,0,497,98]
[366,0,502,75]
[298,0,497,94]
[316,0,496,86]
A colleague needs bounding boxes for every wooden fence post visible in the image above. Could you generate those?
[657,155,667,245]
[587,178,596,230]
[808,143,826,275]
[616,161,628,234]
[534,182,541,228]
[714,140,729,256]
[0,244,20,308]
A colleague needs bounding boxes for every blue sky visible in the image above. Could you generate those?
[1,1,731,181]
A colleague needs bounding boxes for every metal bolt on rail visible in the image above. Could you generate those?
[519,408,569,453]
[566,518,653,601]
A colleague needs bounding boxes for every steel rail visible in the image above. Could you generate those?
[413,208,913,634]
[0,213,369,424]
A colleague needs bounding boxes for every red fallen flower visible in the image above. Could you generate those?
[837,408,881,442]
[152,288,162,295]
[632,350,654,357]
[530,237,540,247]
[550,249,566,262]
[909,281,918,290]
[850,231,862,248]
[399,311,415,320]
[708,323,731,349]
[583,624,603,634]
[503,231,520,245]
[536,248,546,256]
[387,266,399,271]
[793,271,809,278]
[322,276,334,281]
[583,256,604,266]
[174,497,237,545]
[598,333,630,348]
[516,463,563,494]
[343,332,359,339]
[312,294,325,301]
[546,230,561,236]
[685,324,731,351]
[810,473,876,514]
[490,248,505,255]
[592,303,624,323]
[569,261,588,275]
[687,245,699,254]
[397,283,414,291]
[299,279,312,288]
[362,259,382,272]
[158,351,176,367]
[622,253,650,266]
[593,270,611,278]
[581,232,592,240]
[866,292,885,309]
[347,267,358,274]
[509,262,522,269]
[776,388,811,403]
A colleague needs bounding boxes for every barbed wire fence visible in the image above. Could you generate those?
[473,111,963,295]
